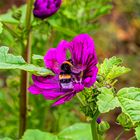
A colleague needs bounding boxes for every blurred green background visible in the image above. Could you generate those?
[0,0,140,139]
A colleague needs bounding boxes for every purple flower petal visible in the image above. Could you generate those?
[83,66,98,87]
[28,84,42,94]
[52,92,76,106]
[42,89,67,100]
[32,75,60,89]
[73,83,84,93]
[28,85,68,100]
[68,34,98,88]
[68,34,98,68]
[44,40,68,74]
[29,75,73,101]
[44,48,60,74]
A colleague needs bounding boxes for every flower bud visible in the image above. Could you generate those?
[33,0,62,19]
[96,118,101,124]
[97,121,110,135]
[12,10,22,21]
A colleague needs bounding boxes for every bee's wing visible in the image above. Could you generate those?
[71,65,86,74]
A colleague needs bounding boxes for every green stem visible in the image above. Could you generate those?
[91,110,100,140]
[76,93,85,106]
[115,130,124,140]
[76,93,100,140]
[19,0,33,138]
[128,136,137,140]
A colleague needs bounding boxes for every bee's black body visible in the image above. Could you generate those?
[59,59,73,84]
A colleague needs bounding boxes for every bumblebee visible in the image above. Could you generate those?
[60,59,73,74]
[59,59,73,85]
[59,72,71,83]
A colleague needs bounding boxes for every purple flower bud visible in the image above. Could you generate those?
[96,118,101,124]
[33,0,62,19]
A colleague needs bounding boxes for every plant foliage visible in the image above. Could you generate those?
[0,46,52,76]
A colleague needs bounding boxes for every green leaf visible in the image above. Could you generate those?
[53,25,77,37]
[32,54,44,60]
[0,138,13,140]
[98,56,122,77]
[21,129,58,140]
[48,19,77,37]
[117,87,140,123]
[0,5,26,24]
[135,126,140,140]
[58,123,92,140]
[0,12,18,24]
[0,21,3,34]
[62,9,77,20]
[0,46,52,76]
[93,5,112,19]
[0,46,25,64]
[99,5,112,15]
[98,56,130,80]
[106,65,131,80]
[117,113,133,130]
[97,87,120,113]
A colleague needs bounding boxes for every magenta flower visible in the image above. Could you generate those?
[28,34,98,106]
[33,0,61,19]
